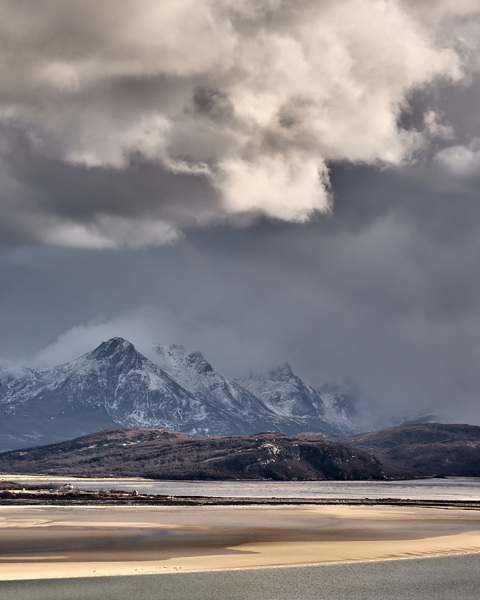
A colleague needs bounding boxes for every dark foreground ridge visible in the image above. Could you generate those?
[346,423,480,477]
[0,427,415,481]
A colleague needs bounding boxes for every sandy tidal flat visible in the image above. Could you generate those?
[1,504,480,580]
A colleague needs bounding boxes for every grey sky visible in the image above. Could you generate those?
[1,1,480,426]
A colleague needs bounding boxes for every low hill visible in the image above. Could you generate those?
[0,427,413,481]
[346,423,480,477]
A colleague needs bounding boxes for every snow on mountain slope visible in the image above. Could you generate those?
[152,344,299,433]
[315,381,362,435]
[240,366,360,435]
[0,338,204,425]
[0,338,259,450]
[0,337,368,451]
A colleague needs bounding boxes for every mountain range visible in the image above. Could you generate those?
[0,335,476,479]
[0,337,364,451]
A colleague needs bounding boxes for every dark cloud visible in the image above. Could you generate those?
[0,0,475,246]
[1,155,480,425]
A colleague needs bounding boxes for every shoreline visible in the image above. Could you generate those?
[4,555,480,600]
[4,549,480,581]
[3,494,480,509]
[2,484,480,509]
[2,503,480,580]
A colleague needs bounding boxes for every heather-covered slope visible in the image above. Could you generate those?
[346,423,480,477]
[0,427,412,480]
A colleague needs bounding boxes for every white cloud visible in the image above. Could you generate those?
[0,0,475,247]
[218,154,331,221]
[423,110,456,141]
[434,138,480,176]
[36,215,179,249]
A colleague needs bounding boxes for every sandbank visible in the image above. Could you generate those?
[1,504,480,580]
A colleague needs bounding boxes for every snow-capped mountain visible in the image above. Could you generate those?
[152,344,314,432]
[315,381,363,434]
[0,338,271,450]
[152,345,362,435]
[240,365,360,436]
[0,337,361,451]
[152,344,277,425]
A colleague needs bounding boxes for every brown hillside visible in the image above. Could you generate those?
[0,428,413,480]
[346,423,480,477]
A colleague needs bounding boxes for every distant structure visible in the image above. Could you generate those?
[51,483,75,493]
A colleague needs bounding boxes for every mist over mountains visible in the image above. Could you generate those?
[0,337,436,452]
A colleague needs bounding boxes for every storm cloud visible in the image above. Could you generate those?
[0,0,476,247]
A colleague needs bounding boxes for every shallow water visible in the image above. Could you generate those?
[5,475,480,500]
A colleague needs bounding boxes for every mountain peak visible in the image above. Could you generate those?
[152,343,184,360]
[89,337,137,361]
[318,378,360,400]
[153,344,213,375]
[186,351,213,374]
[268,363,294,378]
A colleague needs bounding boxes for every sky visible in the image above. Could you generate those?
[1,0,480,425]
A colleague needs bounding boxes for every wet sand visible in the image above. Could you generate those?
[3,554,480,600]
[1,504,480,580]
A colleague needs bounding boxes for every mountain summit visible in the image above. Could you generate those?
[240,366,359,434]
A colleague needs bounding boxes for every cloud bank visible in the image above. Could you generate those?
[0,0,475,247]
